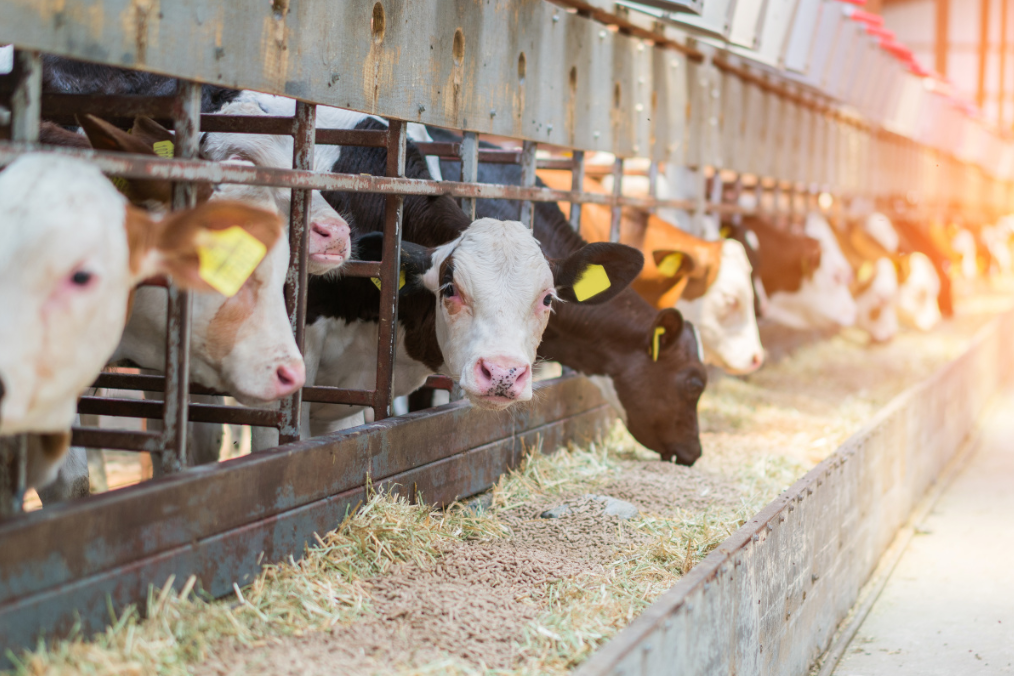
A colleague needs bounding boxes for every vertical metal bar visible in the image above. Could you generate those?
[0,435,27,517]
[936,0,949,78]
[159,80,200,475]
[460,131,479,220]
[648,159,660,212]
[610,157,623,243]
[569,150,585,231]
[372,120,406,422]
[730,175,744,227]
[519,140,537,228]
[978,0,990,110]
[10,50,41,143]
[1001,0,1008,128]
[278,101,316,445]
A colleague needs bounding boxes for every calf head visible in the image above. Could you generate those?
[853,258,899,343]
[361,219,642,409]
[896,252,942,331]
[197,102,352,275]
[609,308,707,465]
[0,154,281,483]
[678,239,763,375]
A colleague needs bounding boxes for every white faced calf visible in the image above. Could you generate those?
[0,154,282,488]
[677,239,764,375]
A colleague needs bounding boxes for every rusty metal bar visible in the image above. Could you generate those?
[159,80,201,475]
[301,387,376,407]
[519,140,538,228]
[91,373,220,396]
[278,100,315,445]
[570,150,585,232]
[70,428,162,453]
[0,142,700,208]
[978,0,990,110]
[1002,0,1009,127]
[78,397,280,427]
[10,50,40,143]
[460,131,479,219]
[0,435,28,517]
[610,157,623,243]
[372,119,406,421]
[936,0,949,78]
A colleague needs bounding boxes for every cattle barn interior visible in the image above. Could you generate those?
[2,0,1014,673]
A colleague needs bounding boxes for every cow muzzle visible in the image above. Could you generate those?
[463,356,532,409]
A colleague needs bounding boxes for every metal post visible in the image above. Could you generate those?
[460,131,479,220]
[978,0,990,110]
[648,159,660,213]
[278,101,316,444]
[10,50,40,143]
[569,150,585,231]
[936,0,949,78]
[0,435,27,517]
[1000,0,1008,128]
[159,80,201,475]
[519,140,537,228]
[610,157,623,243]
[372,120,406,421]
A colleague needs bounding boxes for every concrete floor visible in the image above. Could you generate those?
[833,391,1014,675]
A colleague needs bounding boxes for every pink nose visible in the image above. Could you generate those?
[751,352,764,369]
[472,358,531,399]
[309,217,351,258]
[273,361,306,399]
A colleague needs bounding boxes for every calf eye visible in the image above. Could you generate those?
[441,282,457,299]
[70,270,94,287]
[543,294,553,307]
[684,377,705,399]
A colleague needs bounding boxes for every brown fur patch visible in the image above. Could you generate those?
[206,274,262,361]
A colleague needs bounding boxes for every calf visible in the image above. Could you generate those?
[538,170,762,375]
[0,154,281,490]
[429,129,707,464]
[833,222,900,343]
[892,218,954,318]
[751,213,858,331]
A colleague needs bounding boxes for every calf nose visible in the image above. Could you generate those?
[309,217,351,257]
[272,361,306,399]
[750,352,764,369]
[473,357,531,399]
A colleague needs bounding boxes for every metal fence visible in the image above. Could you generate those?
[0,0,1010,655]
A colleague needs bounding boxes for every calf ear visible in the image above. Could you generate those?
[353,232,432,294]
[651,250,696,278]
[128,201,283,296]
[648,308,684,362]
[77,114,178,205]
[554,242,644,304]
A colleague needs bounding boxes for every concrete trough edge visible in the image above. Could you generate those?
[575,308,1014,676]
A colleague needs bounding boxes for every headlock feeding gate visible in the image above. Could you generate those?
[0,0,1010,659]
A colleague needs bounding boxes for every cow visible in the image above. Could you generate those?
[0,153,282,493]
[751,213,858,331]
[537,170,763,375]
[428,129,707,464]
[833,221,900,343]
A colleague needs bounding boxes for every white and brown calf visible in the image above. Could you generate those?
[0,154,282,490]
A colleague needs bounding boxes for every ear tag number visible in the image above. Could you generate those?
[194,226,267,297]
[573,263,611,302]
[657,252,685,278]
[370,270,407,291]
[152,140,175,158]
[110,176,130,195]
[652,326,665,362]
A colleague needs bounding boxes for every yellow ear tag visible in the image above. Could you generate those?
[110,176,130,194]
[652,326,665,362]
[152,140,175,159]
[656,252,685,278]
[720,225,732,239]
[193,226,268,297]
[572,263,611,302]
[370,270,407,291]
[857,260,875,285]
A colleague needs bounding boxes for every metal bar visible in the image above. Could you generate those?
[78,397,281,427]
[570,150,585,231]
[159,80,201,475]
[0,142,699,208]
[459,131,479,219]
[936,0,949,78]
[372,120,406,421]
[0,436,28,517]
[278,101,316,445]
[648,160,659,212]
[70,429,163,453]
[91,373,221,396]
[978,0,990,110]
[10,51,41,144]
[1002,0,1009,128]
[610,157,623,243]
[519,140,538,228]
[301,387,377,407]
